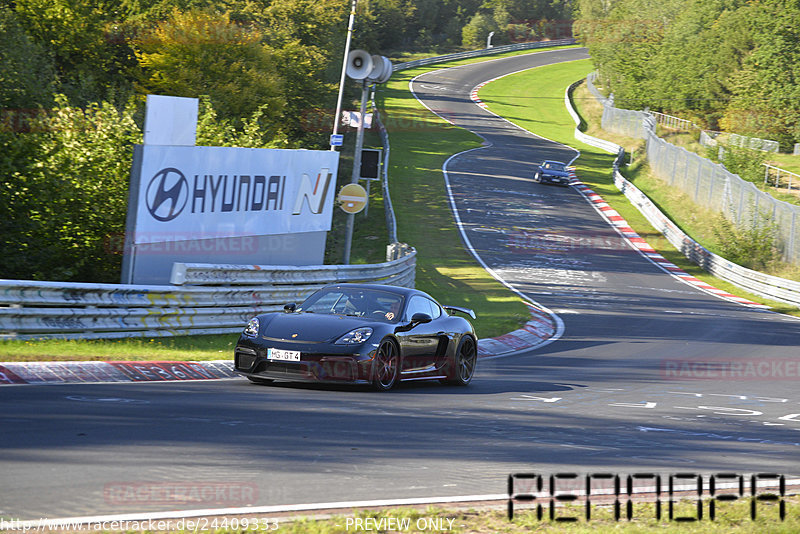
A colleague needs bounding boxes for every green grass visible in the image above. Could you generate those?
[0,334,240,361]
[206,496,799,533]
[479,63,800,317]
[768,153,800,175]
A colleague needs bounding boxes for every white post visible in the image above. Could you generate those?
[331,0,358,151]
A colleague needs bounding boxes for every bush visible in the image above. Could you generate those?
[712,214,781,271]
[0,95,142,283]
[707,144,766,184]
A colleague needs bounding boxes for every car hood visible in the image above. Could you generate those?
[260,312,379,343]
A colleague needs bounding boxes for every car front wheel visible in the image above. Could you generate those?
[372,338,400,391]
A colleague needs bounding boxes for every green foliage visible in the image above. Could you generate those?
[463,0,573,48]
[462,12,501,48]
[715,145,768,184]
[712,213,781,271]
[0,95,142,282]
[195,96,288,149]
[0,6,55,109]
[575,0,800,148]
[134,9,285,127]
[13,0,138,106]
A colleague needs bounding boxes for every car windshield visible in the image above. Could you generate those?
[543,162,566,171]
[297,288,405,322]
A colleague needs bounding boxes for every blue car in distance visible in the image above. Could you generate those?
[533,160,572,186]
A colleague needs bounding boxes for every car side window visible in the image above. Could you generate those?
[405,296,430,321]
[427,298,442,319]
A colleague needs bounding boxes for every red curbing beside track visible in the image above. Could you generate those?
[569,177,769,309]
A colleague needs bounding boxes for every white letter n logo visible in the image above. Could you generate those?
[292,168,332,215]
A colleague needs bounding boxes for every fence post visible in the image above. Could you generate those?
[789,210,797,263]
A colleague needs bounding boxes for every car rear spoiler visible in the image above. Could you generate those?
[443,305,476,320]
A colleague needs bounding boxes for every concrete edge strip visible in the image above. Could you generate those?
[14,478,800,528]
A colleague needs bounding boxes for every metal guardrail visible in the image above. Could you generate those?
[650,111,698,131]
[0,248,416,340]
[393,39,576,72]
[170,251,416,286]
[764,164,800,191]
[614,173,800,308]
[570,78,800,308]
[566,80,621,158]
[371,96,398,243]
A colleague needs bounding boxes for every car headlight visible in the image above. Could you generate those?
[335,327,373,345]
[243,317,260,337]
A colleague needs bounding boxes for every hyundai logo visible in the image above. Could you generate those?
[146,168,189,222]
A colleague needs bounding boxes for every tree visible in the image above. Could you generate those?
[134,9,285,128]
[721,0,800,150]
[1,95,142,282]
[0,6,55,110]
[13,0,138,106]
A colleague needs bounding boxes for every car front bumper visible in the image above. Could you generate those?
[540,173,571,185]
[234,344,376,384]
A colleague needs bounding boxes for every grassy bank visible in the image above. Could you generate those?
[229,496,797,533]
[479,62,800,317]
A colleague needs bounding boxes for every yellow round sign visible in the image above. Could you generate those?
[338,183,368,214]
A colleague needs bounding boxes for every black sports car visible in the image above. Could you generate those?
[533,160,572,186]
[234,283,478,390]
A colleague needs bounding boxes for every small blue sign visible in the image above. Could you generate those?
[330,134,344,147]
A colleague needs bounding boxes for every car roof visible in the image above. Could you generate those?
[318,283,428,300]
[542,160,566,165]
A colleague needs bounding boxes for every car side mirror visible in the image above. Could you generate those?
[411,312,432,324]
[283,303,297,313]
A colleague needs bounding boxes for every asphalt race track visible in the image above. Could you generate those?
[2,48,800,521]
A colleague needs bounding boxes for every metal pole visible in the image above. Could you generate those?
[331,0,358,151]
[342,81,370,265]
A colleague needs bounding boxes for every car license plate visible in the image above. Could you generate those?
[267,348,301,362]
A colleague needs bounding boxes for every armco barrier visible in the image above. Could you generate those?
[0,247,416,340]
[567,79,800,309]
[372,95,399,244]
[614,174,800,308]
[394,39,576,72]
[170,252,415,287]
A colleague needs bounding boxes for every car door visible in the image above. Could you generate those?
[397,295,445,373]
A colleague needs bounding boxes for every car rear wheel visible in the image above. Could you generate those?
[372,338,400,391]
[533,172,541,183]
[442,335,477,386]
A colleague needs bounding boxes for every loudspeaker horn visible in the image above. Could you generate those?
[346,50,373,80]
[367,55,393,84]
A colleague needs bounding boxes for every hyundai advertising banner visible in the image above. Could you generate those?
[133,145,338,245]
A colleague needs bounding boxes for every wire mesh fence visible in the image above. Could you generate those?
[586,72,800,265]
